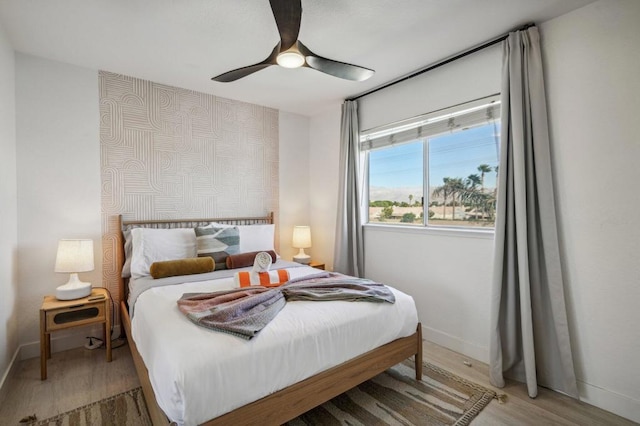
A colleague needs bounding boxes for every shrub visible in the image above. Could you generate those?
[400,212,416,223]
[381,206,394,219]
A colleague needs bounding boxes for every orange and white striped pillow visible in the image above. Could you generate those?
[235,270,290,288]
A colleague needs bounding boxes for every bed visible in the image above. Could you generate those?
[116,213,423,425]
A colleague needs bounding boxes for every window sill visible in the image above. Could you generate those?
[363,223,495,240]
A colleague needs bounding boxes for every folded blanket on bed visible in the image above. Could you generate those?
[177,273,395,339]
[177,287,286,340]
[283,272,396,304]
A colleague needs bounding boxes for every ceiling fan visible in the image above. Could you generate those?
[212,0,375,83]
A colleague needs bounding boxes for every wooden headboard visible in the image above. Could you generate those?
[115,212,275,306]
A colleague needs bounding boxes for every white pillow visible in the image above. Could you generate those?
[237,224,276,253]
[121,228,133,278]
[130,228,197,278]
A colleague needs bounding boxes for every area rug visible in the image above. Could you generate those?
[28,361,499,426]
[26,387,150,425]
[286,360,500,426]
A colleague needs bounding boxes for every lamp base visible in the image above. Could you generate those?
[293,248,311,265]
[56,273,92,300]
[293,255,311,264]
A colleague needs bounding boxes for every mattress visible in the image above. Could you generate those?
[131,264,418,425]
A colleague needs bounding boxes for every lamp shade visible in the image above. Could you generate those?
[55,239,94,273]
[292,226,311,249]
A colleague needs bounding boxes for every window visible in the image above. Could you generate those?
[362,95,500,229]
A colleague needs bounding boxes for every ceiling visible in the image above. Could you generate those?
[0,0,595,117]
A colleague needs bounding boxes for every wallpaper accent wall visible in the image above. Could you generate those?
[99,71,279,310]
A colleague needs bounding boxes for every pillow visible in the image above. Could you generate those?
[195,226,240,270]
[225,250,278,270]
[234,270,290,288]
[237,224,276,253]
[150,257,214,279]
[122,228,133,278]
[130,228,197,278]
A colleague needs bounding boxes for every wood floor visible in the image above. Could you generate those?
[0,339,634,425]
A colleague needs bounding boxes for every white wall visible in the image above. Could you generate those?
[16,54,102,357]
[308,106,342,271]
[366,228,494,360]
[358,47,502,131]
[541,0,640,420]
[0,20,18,392]
[279,112,311,261]
[362,46,502,363]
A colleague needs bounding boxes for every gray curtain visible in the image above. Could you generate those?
[489,27,579,399]
[334,100,364,277]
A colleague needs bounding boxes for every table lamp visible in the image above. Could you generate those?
[292,226,311,264]
[54,239,94,300]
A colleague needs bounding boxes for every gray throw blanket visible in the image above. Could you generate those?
[177,272,395,339]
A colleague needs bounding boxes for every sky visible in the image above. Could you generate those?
[369,123,499,202]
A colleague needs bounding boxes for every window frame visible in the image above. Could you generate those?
[361,94,500,234]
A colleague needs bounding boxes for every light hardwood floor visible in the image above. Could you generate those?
[0,341,139,425]
[0,340,635,425]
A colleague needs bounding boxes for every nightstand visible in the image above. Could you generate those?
[309,261,325,270]
[40,287,112,380]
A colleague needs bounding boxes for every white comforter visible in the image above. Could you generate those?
[131,265,418,425]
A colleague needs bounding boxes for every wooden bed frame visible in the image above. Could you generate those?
[116,213,423,425]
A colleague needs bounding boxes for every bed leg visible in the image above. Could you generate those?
[415,323,423,381]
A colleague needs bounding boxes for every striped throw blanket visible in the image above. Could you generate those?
[177,272,395,339]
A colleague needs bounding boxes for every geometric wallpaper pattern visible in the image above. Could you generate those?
[99,71,279,309]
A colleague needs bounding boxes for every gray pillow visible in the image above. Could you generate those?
[195,226,240,270]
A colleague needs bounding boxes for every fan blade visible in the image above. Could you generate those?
[298,41,374,82]
[269,0,302,52]
[212,44,279,82]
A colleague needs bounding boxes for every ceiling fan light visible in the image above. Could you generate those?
[277,51,305,68]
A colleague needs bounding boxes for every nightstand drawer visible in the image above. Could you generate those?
[45,302,106,332]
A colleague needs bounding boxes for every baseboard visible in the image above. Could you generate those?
[19,324,122,361]
[423,325,489,363]
[0,346,21,404]
[578,379,640,423]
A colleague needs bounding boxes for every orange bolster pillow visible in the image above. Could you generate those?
[235,270,290,288]
[150,257,214,279]
[226,250,278,269]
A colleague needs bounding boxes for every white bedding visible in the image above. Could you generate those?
[131,265,418,425]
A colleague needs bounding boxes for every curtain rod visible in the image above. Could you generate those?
[347,23,535,102]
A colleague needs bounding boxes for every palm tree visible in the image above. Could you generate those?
[464,174,482,219]
[434,177,468,220]
[448,178,465,220]
[477,164,492,193]
[408,194,414,206]
[465,174,481,190]
[432,177,452,220]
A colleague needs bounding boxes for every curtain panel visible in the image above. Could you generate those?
[489,27,579,399]
[334,100,365,277]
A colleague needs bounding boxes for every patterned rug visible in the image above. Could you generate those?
[26,387,150,426]
[28,361,499,426]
